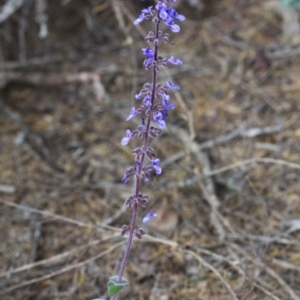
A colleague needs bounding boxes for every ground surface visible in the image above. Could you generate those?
[1,0,300,299]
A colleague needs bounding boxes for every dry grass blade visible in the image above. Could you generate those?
[206,157,300,177]
[229,243,300,300]
[0,199,94,228]
[270,258,300,272]
[0,241,125,295]
[184,250,238,300]
[140,235,241,299]
[0,236,121,279]
[253,282,281,300]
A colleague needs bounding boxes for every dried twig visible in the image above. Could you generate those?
[204,24,249,51]
[206,157,300,177]
[269,258,300,272]
[228,232,300,247]
[169,124,225,239]
[253,282,281,300]
[0,199,94,229]
[0,184,16,194]
[0,98,68,178]
[229,243,300,300]
[140,235,240,300]
[0,72,108,102]
[1,241,124,295]
[184,249,238,300]
[35,0,48,39]
[198,124,282,150]
[0,235,120,279]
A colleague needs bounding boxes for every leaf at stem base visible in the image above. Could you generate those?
[107,276,129,297]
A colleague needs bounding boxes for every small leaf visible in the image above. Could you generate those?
[107,276,129,297]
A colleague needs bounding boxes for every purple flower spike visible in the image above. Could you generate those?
[151,158,162,175]
[121,130,132,146]
[142,210,157,223]
[113,0,183,284]
[166,81,180,90]
[126,107,138,121]
[168,56,182,65]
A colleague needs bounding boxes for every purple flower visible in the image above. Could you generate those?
[166,81,180,90]
[156,2,167,11]
[121,130,132,146]
[143,95,151,108]
[164,17,180,33]
[153,111,166,129]
[126,107,138,121]
[163,99,175,110]
[165,7,185,22]
[142,48,155,70]
[157,4,185,33]
[135,1,184,33]
[134,6,153,25]
[142,210,157,223]
[151,158,162,175]
[161,91,170,101]
[142,48,155,58]
[161,109,168,119]
[170,24,180,33]
[159,9,168,19]
[144,58,154,70]
[135,91,143,100]
[156,3,168,20]
[168,56,182,65]
[156,3,185,27]
[121,174,129,184]
[121,166,136,184]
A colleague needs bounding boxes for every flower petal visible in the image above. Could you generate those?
[176,14,185,21]
[170,24,180,32]
[166,81,180,90]
[121,130,132,145]
[142,211,157,223]
[126,107,138,121]
[168,56,182,65]
[151,158,162,174]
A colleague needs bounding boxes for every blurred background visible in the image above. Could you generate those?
[1,0,300,299]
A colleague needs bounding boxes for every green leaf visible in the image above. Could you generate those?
[107,276,129,297]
